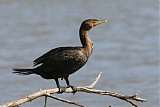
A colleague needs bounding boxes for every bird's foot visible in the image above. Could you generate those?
[57,86,67,94]
[57,85,77,94]
[67,85,77,95]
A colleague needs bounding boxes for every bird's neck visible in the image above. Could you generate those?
[79,29,93,57]
[79,29,92,46]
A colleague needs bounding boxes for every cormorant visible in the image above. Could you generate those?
[13,19,107,93]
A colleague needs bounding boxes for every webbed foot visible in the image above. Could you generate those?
[67,85,77,95]
[57,86,67,94]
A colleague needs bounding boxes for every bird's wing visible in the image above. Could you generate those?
[33,47,62,67]
[36,47,85,74]
[33,47,76,67]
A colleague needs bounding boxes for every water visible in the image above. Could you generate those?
[0,0,159,107]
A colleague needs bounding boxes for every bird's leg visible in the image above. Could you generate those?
[64,76,77,94]
[54,78,66,93]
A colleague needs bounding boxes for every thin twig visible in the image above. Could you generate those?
[44,96,47,107]
[44,93,85,107]
[85,72,102,89]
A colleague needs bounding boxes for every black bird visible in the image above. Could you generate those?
[13,19,107,93]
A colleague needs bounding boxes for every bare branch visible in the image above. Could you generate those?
[85,72,102,89]
[44,96,47,107]
[0,72,147,107]
[77,87,147,106]
[44,93,85,107]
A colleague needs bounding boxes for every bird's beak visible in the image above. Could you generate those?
[98,20,107,24]
[93,20,107,27]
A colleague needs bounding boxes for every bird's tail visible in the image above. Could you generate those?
[12,68,34,75]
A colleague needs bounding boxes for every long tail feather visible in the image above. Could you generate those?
[12,68,34,75]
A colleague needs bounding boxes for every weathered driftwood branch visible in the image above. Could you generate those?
[0,72,147,107]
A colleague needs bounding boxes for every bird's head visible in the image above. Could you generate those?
[80,19,107,31]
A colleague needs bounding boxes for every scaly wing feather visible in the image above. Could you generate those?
[33,47,76,67]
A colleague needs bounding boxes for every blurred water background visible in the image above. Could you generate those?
[0,0,159,107]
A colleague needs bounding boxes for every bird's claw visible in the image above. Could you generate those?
[57,85,77,95]
[68,85,77,95]
[57,86,67,94]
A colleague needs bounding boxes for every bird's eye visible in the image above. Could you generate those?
[93,20,98,23]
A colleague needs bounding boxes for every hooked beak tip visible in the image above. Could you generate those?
[98,20,107,24]
[102,20,107,23]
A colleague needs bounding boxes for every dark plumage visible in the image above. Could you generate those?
[13,19,107,93]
